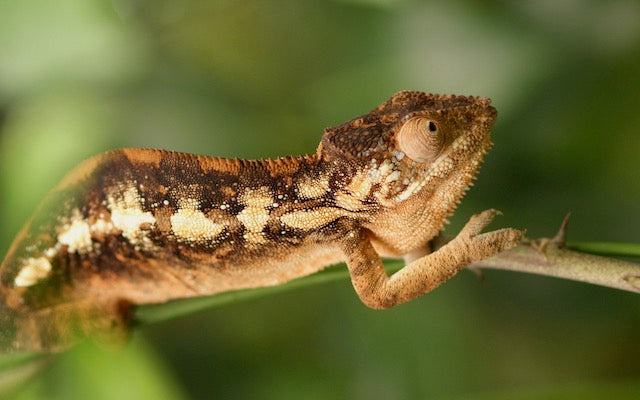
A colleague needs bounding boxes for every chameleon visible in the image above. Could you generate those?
[0,91,522,352]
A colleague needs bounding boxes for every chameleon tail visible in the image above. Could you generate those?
[0,292,132,353]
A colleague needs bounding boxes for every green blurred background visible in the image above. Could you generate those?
[1,0,639,399]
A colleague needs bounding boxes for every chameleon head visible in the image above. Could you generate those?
[319,90,497,207]
[387,91,497,205]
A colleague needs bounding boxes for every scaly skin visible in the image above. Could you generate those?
[0,91,521,352]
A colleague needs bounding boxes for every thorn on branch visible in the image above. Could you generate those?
[552,212,571,247]
[530,213,572,256]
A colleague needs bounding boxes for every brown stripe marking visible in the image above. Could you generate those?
[121,148,164,167]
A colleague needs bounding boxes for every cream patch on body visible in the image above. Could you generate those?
[107,184,156,248]
[395,180,423,202]
[171,199,225,242]
[14,257,52,287]
[345,171,372,200]
[375,159,396,179]
[334,191,364,211]
[237,186,273,242]
[57,209,93,253]
[90,218,116,236]
[296,175,330,199]
[280,207,344,230]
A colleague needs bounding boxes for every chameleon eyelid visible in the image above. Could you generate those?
[395,117,445,163]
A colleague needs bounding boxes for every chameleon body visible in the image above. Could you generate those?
[0,91,521,351]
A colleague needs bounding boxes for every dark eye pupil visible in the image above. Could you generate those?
[428,121,437,132]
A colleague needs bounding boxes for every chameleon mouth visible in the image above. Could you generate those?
[424,99,496,180]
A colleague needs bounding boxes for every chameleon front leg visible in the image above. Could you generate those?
[342,209,522,309]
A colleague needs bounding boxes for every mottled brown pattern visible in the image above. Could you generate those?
[0,91,521,352]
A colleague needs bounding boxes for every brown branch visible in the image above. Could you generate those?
[433,214,640,293]
[471,242,640,293]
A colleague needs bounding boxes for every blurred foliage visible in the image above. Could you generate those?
[1,0,639,399]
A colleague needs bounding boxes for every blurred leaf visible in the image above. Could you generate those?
[0,0,148,99]
[10,339,187,400]
[449,379,640,400]
[568,242,640,258]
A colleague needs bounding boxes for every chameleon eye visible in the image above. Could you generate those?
[396,117,445,163]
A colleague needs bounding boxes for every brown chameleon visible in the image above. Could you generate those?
[0,91,522,352]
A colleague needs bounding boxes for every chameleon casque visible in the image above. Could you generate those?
[0,91,522,352]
